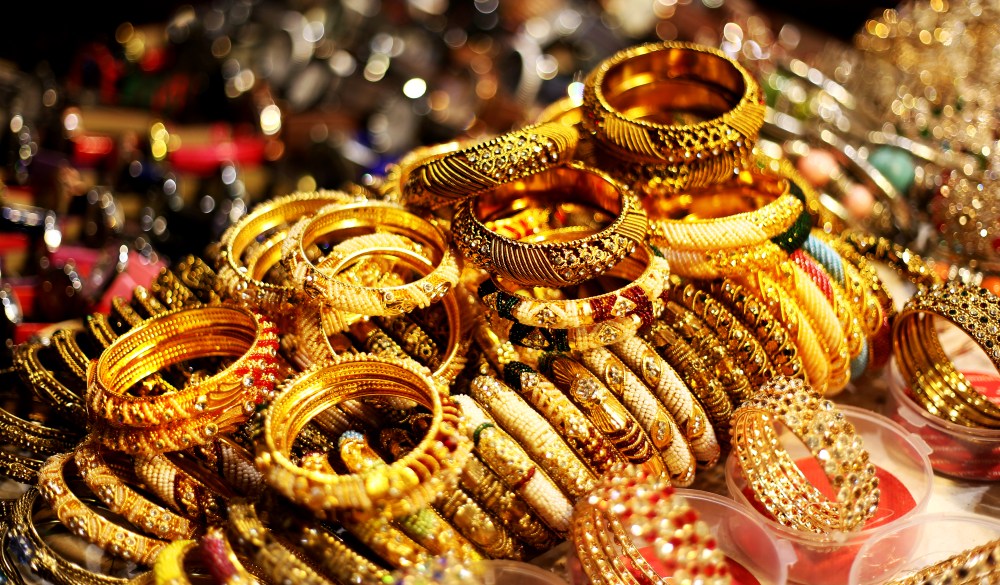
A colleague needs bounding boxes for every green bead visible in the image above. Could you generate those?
[869,146,915,193]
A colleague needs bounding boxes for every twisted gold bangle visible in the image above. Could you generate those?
[397,122,580,209]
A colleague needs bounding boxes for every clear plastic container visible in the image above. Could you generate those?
[676,489,797,585]
[886,357,1000,480]
[474,560,569,585]
[725,405,934,585]
[848,514,1000,585]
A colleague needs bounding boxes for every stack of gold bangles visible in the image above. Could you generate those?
[0,39,957,584]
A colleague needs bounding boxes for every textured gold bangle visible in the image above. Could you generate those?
[893,281,1000,428]
[257,516,384,585]
[571,465,733,585]
[432,480,524,560]
[453,394,574,534]
[215,190,365,315]
[151,539,197,585]
[150,269,199,312]
[397,122,579,209]
[485,308,648,352]
[0,367,78,455]
[452,163,647,288]
[338,430,484,563]
[456,453,559,552]
[840,229,942,289]
[477,243,669,329]
[0,449,44,484]
[339,512,433,571]
[133,452,230,523]
[542,354,666,476]
[470,376,596,499]
[658,301,753,406]
[608,336,720,466]
[885,537,1000,585]
[577,347,696,486]
[642,323,733,441]
[13,342,86,420]
[731,376,880,533]
[166,255,224,306]
[582,41,764,167]
[74,437,196,541]
[257,353,470,517]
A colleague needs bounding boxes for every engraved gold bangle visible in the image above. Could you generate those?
[256,353,471,517]
[470,376,596,499]
[133,453,229,524]
[840,229,943,290]
[893,281,1000,428]
[282,201,460,315]
[477,243,669,329]
[577,347,696,486]
[608,336,721,466]
[485,308,648,352]
[582,41,764,165]
[74,437,196,541]
[86,304,279,432]
[452,163,648,288]
[397,122,579,209]
[730,376,880,533]
[164,255,224,306]
[215,190,365,315]
[542,354,666,476]
[452,394,574,534]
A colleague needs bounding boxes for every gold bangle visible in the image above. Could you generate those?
[255,515,384,585]
[149,268,199,312]
[542,354,666,476]
[455,453,559,552]
[453,394,574,534]
[338,430,484,563]
[165,255,224,306]
[583,41,764,165]
[642,323,733,441]
[571,465,733,585]
[731,376,880,533]
[0,367,78,455]
[339,512,433,571]
[576,347,697,486]
[226,500,335,585]
[74,437,196,541]
[840,229,943,289]
[485,308,649,352]
[283,201,460,315]
[215,190,365,316]
[470,376,596,498]
[0,450,44,484]
[608,336,721,466]
[133,452,229,524]
[885,537,1000,585]
[397,122,580,209]
[256,353,471,517]
[478,243,669,329]
[452,162,647,288]
[151,539,197,585]
[893,281,1000,427]
[13,342,87,420]
[86,304,279,438]
[431,478,525,560]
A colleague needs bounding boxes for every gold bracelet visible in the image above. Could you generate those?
[13,342,87,420]
[283,202,460,315]
[576,347,696,485]
[485,308,648,352]
[542,354,666,476]
[731,376,880,533]
[893,281,1000,427]
[165,255,224,306]
[477,243,668,329]
[453,394,574,534]
[339,512,433,571]
[886,537,1000,585]
[86,305,278,448]
[133,453,229,523]
[571,465,733,585]
[256,353,470,517]
[470,376,596,498]
[452,162,648,287]
[582,41,764,166]
[215,190,365,316]
[0,450,44,485]
[149,268,199,312]
[258,515,385,585]
[74,437,196,541]
[338,430,484,563]
[841,229,942,289]
[608,336,720,466]
[0,367,78,455]
[397,122,579,209]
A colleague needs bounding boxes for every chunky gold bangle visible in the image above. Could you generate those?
[133,452,229,524]
[577,347,696,486]
[215,190,365,315]
[731,376,880,533]
[453,394,574,534]
[256,353,470,517]
[164,255,224,306]
[338,431,484,563]
[151,539,197,585]
[397,122,580,209]
[542,354,666,476]
[893,281,1000,428]
[571,465,733,585]
[477,243,669,329]
[452,163,648,288]
[226,500,335,585]
[470,376,596,498]
[86,304,278,444]
[485,308,648,351]
[583,41,763,165]
[74,437,195,541]
[609,336,721,466]
[283,201,460,315]
[339,512,433,571]
[431,477,525,560]
[252,515,382,585]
